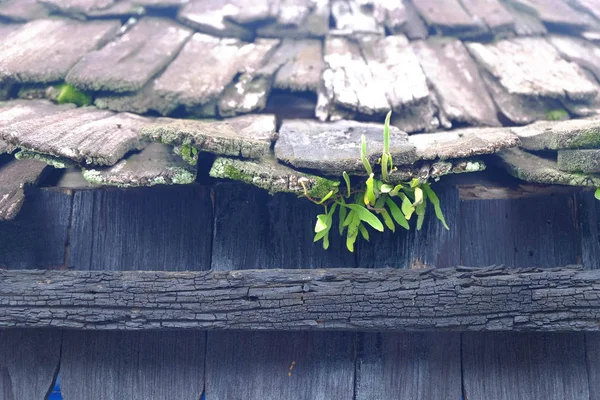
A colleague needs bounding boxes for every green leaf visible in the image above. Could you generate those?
[381,152,389,182]
[344,203,384,232]
[361,135,373,175]
[346,212,361,252]
[374,195,386,209]
[380,184,393,194]
[596,187,600,201]
[389,184,403,196]
[358,224,370,241]
[386,197,409,230]
[380,209,395,232]
[400,193,415,220]
[413,187,424,206]
[338,199,347,235]
[315,214,330,233]
[410,178,420,188]
[343,209,355,227]
[422,184,449,230]
[323,232,330,249]
[314,229,328,242]
[416,201,426,230]
[365,174,376,206]
[343,171,351,197]
[316,190,334,205]
[383,110,391,154]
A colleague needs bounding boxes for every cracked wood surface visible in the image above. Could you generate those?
[1,266,599,331]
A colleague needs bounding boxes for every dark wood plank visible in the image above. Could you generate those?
[205,331,355,400]
[61,331,205,400]
[211,183,356,270]
[460,193,580,267]
[0,329,62,400]
[0,188,71,269]
[355,333,461,400]
[585,333,600,399]
[356,182,460,268]
[3,266,599,331]
[69,185,213,271]
[577,190,600,269]
[0,159,48,220]
[463,332,589,400]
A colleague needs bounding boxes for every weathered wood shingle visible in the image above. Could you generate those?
[66,18,192,93]
[0,19,120,84]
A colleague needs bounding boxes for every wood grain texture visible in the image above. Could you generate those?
[355,333,461,400]
[205,331,355,400]
[460,193,580,267]
[0,159,48,220]
[585,332,600,399]
[211,183,356,270]
[0,329,61,400]
[2,266,600,331]
[356,183,460,268]
[60,331,205,400]
[463,332,589,399]
[69,185,213,271]
[577,190,600,269]
[0,188,71,269]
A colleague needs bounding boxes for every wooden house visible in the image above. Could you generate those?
[1,0,600,398]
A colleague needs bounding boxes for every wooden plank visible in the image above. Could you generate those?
[585,332,600,398]
[355,333,461,400]
[1,108,151,167]
[152,33,278,113]
[211,183,356,270]
[413,39,500,127]
[0,18,120,84]
[255,0,329,38]
[81,143,196,187]
[463,332,589,399]
[330,0,384,35]
[0,329,62,400]
[577,190,600,269]
[356,183,460,268]
[68,185,213,271]
[460,193,580,267]
[205,332,355,400]
[412,0,486,37]
[467,37,596,124]
[460,0,515,34]
[60,331,205,400]
[509,0,595,30]
[0,0,49,21]
[0,188,71,269]
[550,35,600,81]
[0,159,48,220]
[66,18,192,93]
[4,266,600,331]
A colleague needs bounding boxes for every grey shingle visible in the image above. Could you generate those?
[66,18,192,93]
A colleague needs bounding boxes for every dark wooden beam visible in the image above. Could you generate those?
[0,266,598,331]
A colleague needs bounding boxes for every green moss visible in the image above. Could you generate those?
[568,129,600,149]
[15,149,75,169]
[544,109,569,121]
[56,84,92,107]
[176,144,199,166]
[307,176,340,199]
[223,163,254,183]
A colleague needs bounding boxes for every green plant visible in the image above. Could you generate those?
[56,84,92,106]
[303,111,449,252]
[595,188,600,201]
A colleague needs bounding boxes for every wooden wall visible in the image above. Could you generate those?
[1,329,599,400]
[0,178,594,271]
